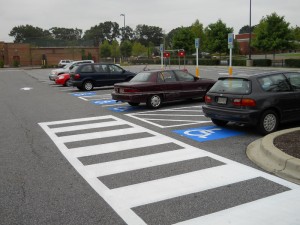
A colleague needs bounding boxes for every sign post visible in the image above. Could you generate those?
[228,33,234,76]
[195,38,200,77]
[160,44,164,69]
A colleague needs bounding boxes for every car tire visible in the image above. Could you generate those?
[128,102,140,106]
[147,95,162,109]
[83,80,94,91]
[258,110,279,135]
[211,118,228,126]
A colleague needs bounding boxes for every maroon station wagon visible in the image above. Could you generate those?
[111,69,216,109]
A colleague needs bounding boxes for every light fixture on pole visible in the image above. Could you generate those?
[120,13,125,30]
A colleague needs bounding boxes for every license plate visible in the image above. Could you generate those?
[217,97,227,104]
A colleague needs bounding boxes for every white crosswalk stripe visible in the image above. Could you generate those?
[39,115,300,225]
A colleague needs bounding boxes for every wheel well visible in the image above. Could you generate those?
[259,107,281,121]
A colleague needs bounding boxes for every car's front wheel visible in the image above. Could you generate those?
[147,95,162,109]
[128,102,140,106]
[83,80,94,91]
[258,110,279,135]
[211,118,228,126]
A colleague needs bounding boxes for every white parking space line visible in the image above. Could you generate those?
[39,116,300,225]
[127,105,211,128]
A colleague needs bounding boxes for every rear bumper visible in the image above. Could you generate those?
[111,92,148,103]
[202,105,260,125]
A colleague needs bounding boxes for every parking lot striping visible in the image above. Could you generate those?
[39,115,300,225]
[76,94,112,101]
[126,105,211,128]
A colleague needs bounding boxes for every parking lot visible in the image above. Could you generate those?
[1,66,300,225]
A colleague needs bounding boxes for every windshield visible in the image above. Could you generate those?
[210,78,251,94]
[130,72,153,82]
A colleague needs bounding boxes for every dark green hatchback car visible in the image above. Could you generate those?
[69,63,136,91]
[203,71,300,134]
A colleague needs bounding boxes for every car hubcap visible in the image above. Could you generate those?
[85,82,92,90]
[263,114,276,132]
[151,96,161,107]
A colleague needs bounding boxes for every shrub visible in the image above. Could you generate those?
[253,59,272,67]
[13,60,20,67]
[0,60,4,68]
[232,60,246,66]
[285,59,300,68]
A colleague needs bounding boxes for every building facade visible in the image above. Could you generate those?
[0,42,99,67]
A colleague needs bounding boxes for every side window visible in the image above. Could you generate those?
[174,70,194,81]
[258,74,291,92]
[161,71,177,82]
[109,65,123,73]
[285,72,300,91]
[80,65,93,73]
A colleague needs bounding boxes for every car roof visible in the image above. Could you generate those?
[218,71,300,80]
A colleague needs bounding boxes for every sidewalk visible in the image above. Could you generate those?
[247,127,300,185]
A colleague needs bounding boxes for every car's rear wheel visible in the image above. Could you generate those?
[211,118,228,126]
[147,95,162,109]
[128,102,140,106]
[83,80,94,91]
[259,110,279,135]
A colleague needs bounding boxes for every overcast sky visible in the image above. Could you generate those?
[0,0,299,42]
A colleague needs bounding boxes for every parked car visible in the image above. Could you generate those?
[111,69,216,109]
[49,60,94,81]
[55,73,71,86]
[202,71,300,134]
[58,59,73,68]
[69,63,136,91]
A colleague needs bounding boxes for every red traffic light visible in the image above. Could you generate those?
[178,51,185,57]
[163,52,170,58]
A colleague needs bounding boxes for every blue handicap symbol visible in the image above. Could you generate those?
[72,92,96,97]
[173,125,244,142]
[108,106,134,112]
[91,100,117,105]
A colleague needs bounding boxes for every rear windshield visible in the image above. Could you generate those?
[130,72,154,82]
[210,78,251,94]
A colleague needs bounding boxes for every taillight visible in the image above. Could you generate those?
[233,98,256,107]
[123,88,140,93]
[205,95,212,104]
[74,74,80,79]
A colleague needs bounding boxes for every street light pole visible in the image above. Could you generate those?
[120,13,125,31]
[249,0,252,60]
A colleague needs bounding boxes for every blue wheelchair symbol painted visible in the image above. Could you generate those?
[72,92,96,97]
[92,100,117,105]
[108,106,134,112]
[173,126,244,142]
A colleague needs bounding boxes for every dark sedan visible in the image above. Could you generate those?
[202,71,300,134]
[69,63,136,91]
[111,69,216,109]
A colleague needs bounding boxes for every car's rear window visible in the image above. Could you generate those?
[130,72,154,82]
[210,78,251,94]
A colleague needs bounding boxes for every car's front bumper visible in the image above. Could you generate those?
[202,105,260,125]
[49,74,57,81]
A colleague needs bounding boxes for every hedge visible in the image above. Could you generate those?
[285,59,300,68]
[252,59,272,67]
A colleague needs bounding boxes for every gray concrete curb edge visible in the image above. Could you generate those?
[246,127,300,185]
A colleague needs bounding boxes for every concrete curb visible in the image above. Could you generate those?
[247,127,300,185]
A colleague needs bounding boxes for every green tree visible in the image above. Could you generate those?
[172,27,195,54]
[100,40,111,58]
[83,21,120,46]
[291,26,300,49]
[120,26,135,42]
[9,25,51,43]
[49,27,82,41]
[238,25,256,34]
[120,40,132,57]
[132,42,148,57]
[134,24,163,46]
[110,40,120,58]
[252,13,293,58]
[204,19,233,55]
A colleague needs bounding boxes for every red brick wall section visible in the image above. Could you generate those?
[1,42,99,67]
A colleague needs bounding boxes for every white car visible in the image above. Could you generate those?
[49,60,94,81]
[58,59,73,68]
